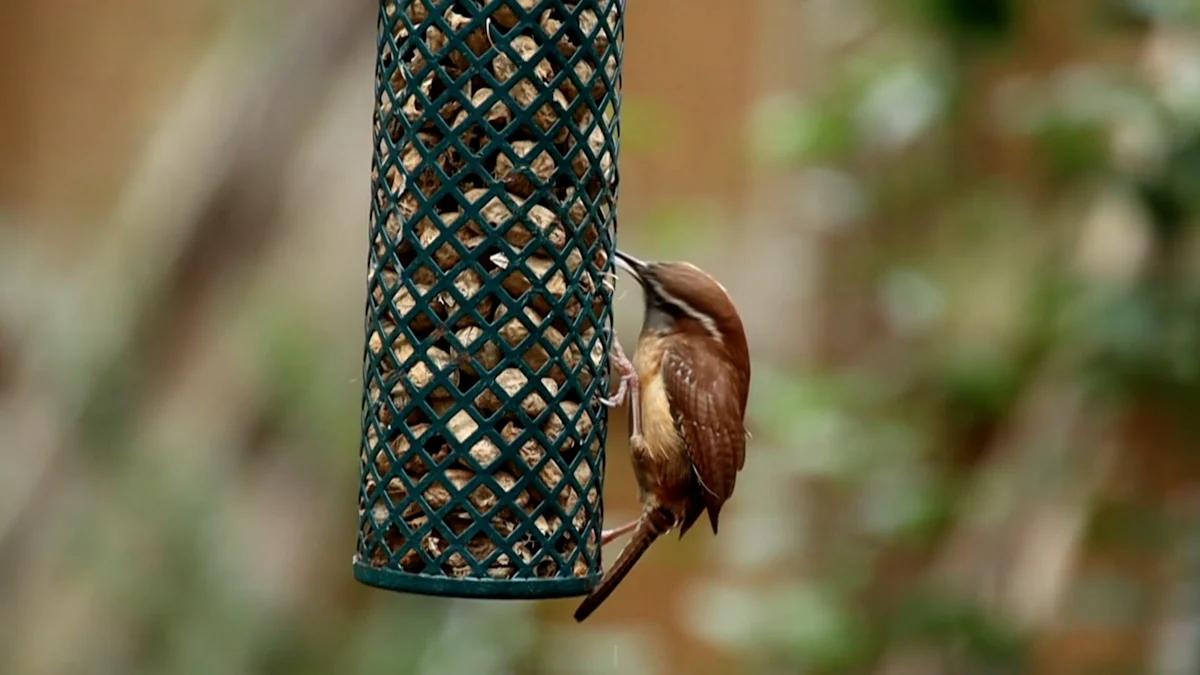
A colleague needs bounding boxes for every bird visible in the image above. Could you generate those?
[574,249,751,622]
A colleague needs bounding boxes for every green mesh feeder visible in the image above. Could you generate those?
[354,0,623,599]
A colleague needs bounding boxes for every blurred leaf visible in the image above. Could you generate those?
[1061,570,1153,629]
[1107,0,1200,26]
[1087,498,1174,552]
[858,463,948,538]
[1033,115,1109,183]
[880,267,946,335]
[901,0,1018,45]
[936,344,1025,430]
[749,371,874,479]
[248,299,356,468]
[1078,286,1200,420]
[757,584,869,670]
[1135,132,1200,243]
[889,589,1028,667]
[748,94,854,166]
[856,63,950,152]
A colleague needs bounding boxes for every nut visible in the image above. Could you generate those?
[402,346,456,398]
[500,255,569,300]
[454,325,502,375]
[474,368,559,416]
[493,0,541,28]
[438,267,494,326]
[463,189,565,252]
[494,141,557,197]
[544,401,594,447]
[494,304,559,371]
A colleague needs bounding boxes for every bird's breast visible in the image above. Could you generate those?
[630,336,691,496]
[638,371,683,461]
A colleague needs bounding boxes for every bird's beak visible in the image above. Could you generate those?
[613,249,647,285]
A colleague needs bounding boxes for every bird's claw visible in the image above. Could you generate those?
[599,370,633,407]
[600,519,640,545]
[597,337,638,408]
[600,368,637,407]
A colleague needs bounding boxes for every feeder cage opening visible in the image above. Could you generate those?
[354,0,624,599]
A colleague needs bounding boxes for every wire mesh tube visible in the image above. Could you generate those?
[354,0,623,599]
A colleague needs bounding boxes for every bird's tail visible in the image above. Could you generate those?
[573,506,675,622]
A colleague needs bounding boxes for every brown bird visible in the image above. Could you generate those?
[574,250,751,622]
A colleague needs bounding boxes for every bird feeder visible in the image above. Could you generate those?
[354,0,623,599]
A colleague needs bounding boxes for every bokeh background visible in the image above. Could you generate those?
[5,0,1200,673]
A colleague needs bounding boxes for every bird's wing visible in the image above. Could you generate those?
[661,338,748,534]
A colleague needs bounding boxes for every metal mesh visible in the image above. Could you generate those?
[353,0,623,599]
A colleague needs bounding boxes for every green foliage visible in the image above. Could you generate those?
[750,54,951,168]
[756,583,871,670]
[723,1,1200,673]
[1062,571,1154,630]
[896,0,1017,46]
[1087,497,1175,552]
[250,298,357,470]
[1074,283,1200,430]
[1107,0,1200,25]
[749,94,855,166]
[936,343,1028,432]
[1033,115,1109,184]
[752,370,887,481]
[887,589,1029,669]
[1135,133,1200,241]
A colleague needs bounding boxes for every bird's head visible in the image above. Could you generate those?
[613,250,748,365]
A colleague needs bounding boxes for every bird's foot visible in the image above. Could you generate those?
[600,520,639,546]
[599,337,638,408]
[599,371,638,408]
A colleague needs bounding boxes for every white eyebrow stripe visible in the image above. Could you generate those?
[647,277,722,341]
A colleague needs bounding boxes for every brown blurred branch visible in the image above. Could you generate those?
[95,0,374,410]
[0,0,373,550]
[872,357,1118,675]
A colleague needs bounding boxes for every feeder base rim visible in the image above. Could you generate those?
[352,557,600,599]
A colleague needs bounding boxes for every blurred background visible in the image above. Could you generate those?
[5,0,1200,673]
